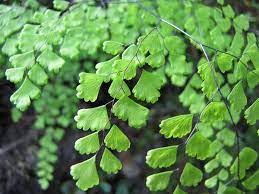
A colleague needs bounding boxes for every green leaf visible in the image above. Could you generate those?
[159,114,193,138]
[133,70,163,103]
[173,186,187,194]
[230,147,258,179]
[2,37,18,56]
[242,169,259,190]
[217,53,233,73]
[146,51,165,68]
[70,156,99,191]
[186,132,211,160]
[164,36,186,54]
[223,187,243,194]
[75,105,110,131]
[103,41,123,55]
[216,128,235,147]
[218,169,229,181]
[209,139,224,157]
[75,132,100,155]
[122,44,145,66]
[247,44,259,69]
[140,32,163,55]
[37,49,65,73]
[5,67,25,83]
[244,99,259,125]
[9,50,34,68]
[10,77,41,111]
[217,0,224,5]
[200,102,227,124]
[113,59,138,80]
[146,145,178,168]
[180,163,203,187]
[205,175,218,188]
[53,0,69,11]
[216,149,233,167]
[100,148,122,174]
[76,73,104,102]
[223,5,235,18]
[96,56,119,81]
[108,78,131,100]
[205,159,219,173]
[227,81,247,113]
[112,96,149,128]
[28,64,48,86]
[104,125,130,152]
[198,59,218,98]
[234,14,249,31]
[146,171,172,191]
[230,32,244,56]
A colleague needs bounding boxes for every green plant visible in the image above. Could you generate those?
[0,0,258,193]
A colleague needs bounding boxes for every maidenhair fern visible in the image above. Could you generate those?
[0,0,258,193]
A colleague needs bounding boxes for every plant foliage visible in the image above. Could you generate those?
[0,0,258,193]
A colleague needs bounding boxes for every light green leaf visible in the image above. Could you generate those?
[108,78,131,100]
[227,81,247,113]
[186,132,211,160]
[70,156,99,191]
[10,77,41,111]
[76,73,104,102]
[173,186,187,194]
[223,5,235,18]
[244,99,259,125]
[217,53,233,73]
[159,114,193,138]
[205,159,219,173]
[216,149,233,167]
[2,37,18,56]
[133,70,163,103]
[112,96,149,128]
[146,145,178,168]
[209,139,224,157]
[223,187,243,194]
[112,59,138,80]
[217,0,224,5]
[75,132,100,155]
[218,169,229,181]
[104,125,130,152]
[100,148,122,174]
[37,49,65,73]
[9,50,34,68]
[216,128,235,147]
[205,175,218,188]
[53,0,69,11]
[146,51,165,68]
[5,67,25,83]
[242,169,259,190]
[96,55,119,81]
[75,105,110,131]
[198,59,218,98]
[139,32,163,54]
[200,102,227,124]
[234,14,249,31]
[230,147,258,179]
[230,32,244,56]
[180,163,203,187]
[28,64,48,86]
[146,171,172,191]
[122,44,145,66]
[103,41,123,55]
[164,36,186,54]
